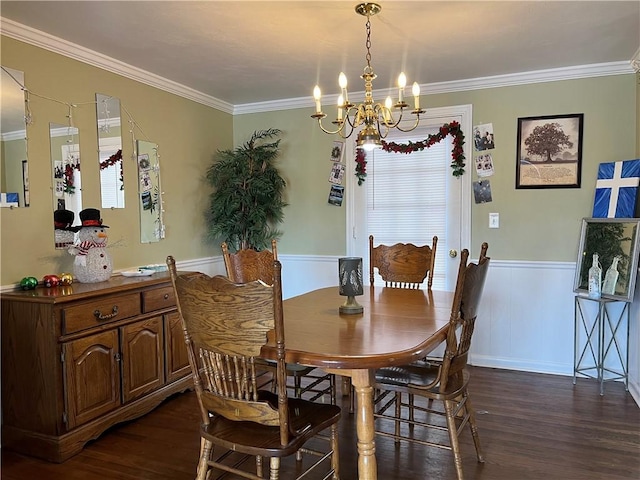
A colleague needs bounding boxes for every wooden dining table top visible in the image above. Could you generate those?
[262,285,453,370]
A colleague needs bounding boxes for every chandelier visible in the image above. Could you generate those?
[311,2,424,151]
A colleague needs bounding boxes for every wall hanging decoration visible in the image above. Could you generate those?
[354,120,466,185]
[473,123,495,151]
[516,113,583,189]
[592,159,640,218]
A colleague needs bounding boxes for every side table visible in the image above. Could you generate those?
[573,295,630,395]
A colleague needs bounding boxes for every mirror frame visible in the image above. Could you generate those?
[574,217,640,302]
[1,66,29,208]
[96,93,124,209]
[136,139,164,243]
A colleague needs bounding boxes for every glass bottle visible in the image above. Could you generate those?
[588,253,602,299]
[602,256,620,295]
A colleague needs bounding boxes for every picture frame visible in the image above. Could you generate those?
[573,217,640,302]
[330,141,344,162]
[516,113,583,189]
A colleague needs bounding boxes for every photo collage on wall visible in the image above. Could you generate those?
[472,122,495,204]
[327,141,345,206]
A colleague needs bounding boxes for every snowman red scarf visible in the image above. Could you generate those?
[71,240,104,266]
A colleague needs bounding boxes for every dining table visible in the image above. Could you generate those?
[261,285,454,480]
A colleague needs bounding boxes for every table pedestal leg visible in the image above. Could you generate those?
[351,369,377,480]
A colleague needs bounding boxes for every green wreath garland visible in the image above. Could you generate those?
[355,121,466,185]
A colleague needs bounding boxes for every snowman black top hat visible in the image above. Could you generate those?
[78,208,109,228]
[54,209,79,231]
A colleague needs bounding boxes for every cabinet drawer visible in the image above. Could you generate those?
[142,286,176,313]
[63,293,141,335]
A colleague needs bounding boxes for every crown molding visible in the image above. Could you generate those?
[2,17,636,117]
[236,61,635,114]
[0,17,234,115]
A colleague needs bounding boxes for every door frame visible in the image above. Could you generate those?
[345,104,472,288]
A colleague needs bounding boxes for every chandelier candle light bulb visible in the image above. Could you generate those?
[412,82,421,110]
[398,72,406,103]
[313,85,322,114]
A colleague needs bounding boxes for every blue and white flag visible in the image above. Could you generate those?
[592,159,640,218]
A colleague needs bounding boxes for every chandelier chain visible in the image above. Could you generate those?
[364,17,373,74]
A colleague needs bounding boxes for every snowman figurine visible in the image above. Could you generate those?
[54,209,78,249]
[68,208,113,283]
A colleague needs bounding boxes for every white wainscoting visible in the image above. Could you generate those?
[175,255,639,406]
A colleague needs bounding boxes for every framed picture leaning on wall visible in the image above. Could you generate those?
[574,217,640,302]
[516,113,583,189]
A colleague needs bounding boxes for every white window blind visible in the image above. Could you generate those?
[366,130,449,290]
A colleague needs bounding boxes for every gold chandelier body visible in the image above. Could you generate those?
[311,3,425,151]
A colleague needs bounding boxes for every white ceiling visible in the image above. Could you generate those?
[1,1,639,110]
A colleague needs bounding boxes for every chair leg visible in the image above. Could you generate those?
[330,422,340,479]
[196,437,213,480]
[444,399,464,480]
[269,456,280,480]
[349,383,355,414]
[394,392,401,443]
[408,393,415,422]
[464,392,485,463]
[294,375,302,398]
[330,374,337,405]
[256,455,264,478]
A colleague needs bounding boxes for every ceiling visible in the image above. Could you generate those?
[1,1,639,110]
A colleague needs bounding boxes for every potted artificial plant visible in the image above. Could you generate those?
[206,128,287,251]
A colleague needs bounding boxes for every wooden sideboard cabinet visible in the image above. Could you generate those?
[1,272,193,462]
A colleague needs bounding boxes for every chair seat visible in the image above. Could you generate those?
[376,363,468,398]
[256,357,316,375]
[203,391,341,457]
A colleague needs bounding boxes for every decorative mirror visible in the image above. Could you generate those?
[96,93,124,208]
[50,122,82,248]
[1,66,29,207]
[574,217,640,302]
[136,140,164,243]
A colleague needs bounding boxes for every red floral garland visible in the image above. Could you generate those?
[99,149,124,189]
[355,121,466,185]
[63,163,80,194]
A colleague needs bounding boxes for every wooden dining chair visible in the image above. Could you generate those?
[369,234,438,289]
[373,242,490,480]
[167,256,341,480]
[221,241,337,405]
[357,234,439,413]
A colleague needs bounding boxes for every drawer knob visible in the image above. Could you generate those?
[94,305,119,321]
[164,294,169,300]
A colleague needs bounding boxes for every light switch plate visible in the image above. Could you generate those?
[489,213,499,229]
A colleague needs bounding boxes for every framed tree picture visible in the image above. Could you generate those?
[516,113,583,189]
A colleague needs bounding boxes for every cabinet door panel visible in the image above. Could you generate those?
[64,330,120,429]
[121,317,164,403]
[164,312,191,383]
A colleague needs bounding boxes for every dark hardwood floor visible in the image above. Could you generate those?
[2,367,639,479]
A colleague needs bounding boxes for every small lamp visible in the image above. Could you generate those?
[339,257,364,314]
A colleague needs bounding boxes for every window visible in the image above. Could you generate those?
[366,130,449,289]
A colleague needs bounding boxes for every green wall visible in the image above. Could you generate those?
[0,37,233,285]
[235,75,637,261]
[1,34,637,285]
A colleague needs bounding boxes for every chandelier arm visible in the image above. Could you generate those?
[393,114,422,133]
[315,118,346,136]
